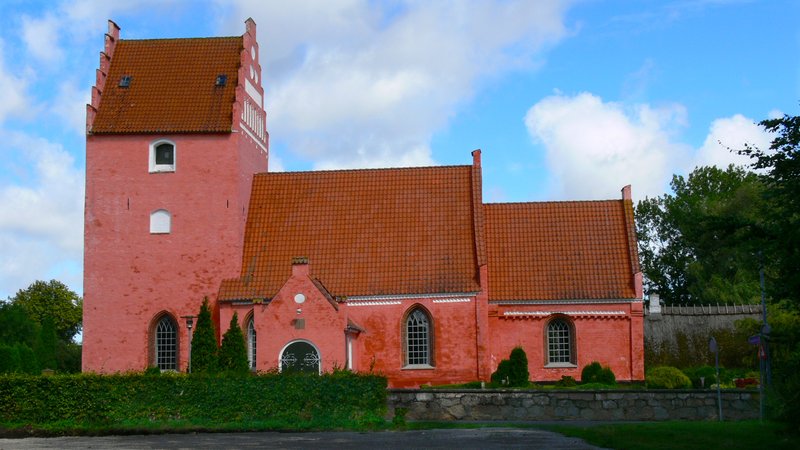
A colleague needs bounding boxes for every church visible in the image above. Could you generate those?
[82,19,644,388]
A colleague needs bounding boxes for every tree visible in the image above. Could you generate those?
[739,113,800,306]
[0,301,39,348]
[190,297,218,374]
[635,165,767,305]
[10,280,83,342]
[218,312,249,374]
[35,315,57,370]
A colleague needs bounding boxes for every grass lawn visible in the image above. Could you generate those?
[544,421,799,450]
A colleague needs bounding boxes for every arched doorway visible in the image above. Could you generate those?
[279,340,321,374]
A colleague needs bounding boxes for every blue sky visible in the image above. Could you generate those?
[0,0,797,300]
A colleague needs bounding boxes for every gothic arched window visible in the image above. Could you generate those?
[546,317,576,365]
[404,307,433,367]
[154,314,178,371]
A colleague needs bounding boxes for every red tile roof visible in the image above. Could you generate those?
[485,200,640,301]
[218,166,482,300]
[91,37,241,134]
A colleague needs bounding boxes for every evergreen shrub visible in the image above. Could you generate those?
[646,366,692,389]
[580,361,616,385]
[191,297,218,374]
[490,347,529,387]
[218,313,249,374]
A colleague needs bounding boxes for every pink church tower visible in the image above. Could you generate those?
[83,19,268,372]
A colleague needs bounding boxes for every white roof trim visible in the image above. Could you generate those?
[346,292,479,302]
[503,310,626,317]
[491,298,639,305]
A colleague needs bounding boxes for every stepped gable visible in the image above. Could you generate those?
[485,199,639,301]
[90,36,242,134]
[219,165,482,301]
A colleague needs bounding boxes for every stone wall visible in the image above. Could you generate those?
[388,389,758,421]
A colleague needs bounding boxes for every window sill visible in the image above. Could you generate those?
[149,167,175,173]
[544,363,577,369]
[402,364,435,370]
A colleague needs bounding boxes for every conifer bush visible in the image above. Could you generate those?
[490,347,529,387]
[190,297,218,374]
[219,312,249,374]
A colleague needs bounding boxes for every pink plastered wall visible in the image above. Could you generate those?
[82,131,265,373]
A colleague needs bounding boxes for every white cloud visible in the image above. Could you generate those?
[693,114,771,171]
[525,92,689,200]
[221,0,574,169]
[52,80,91,136]
[524,92,773,201]
[21,14,64,64]
[0,131,84,299]
[0,41,30,124]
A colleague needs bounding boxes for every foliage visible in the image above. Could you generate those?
[508,347,529,386]
[9,280,83,342]
[490,347,529,387]
[190,297,218,374]
[0,371,387,431]
[580,362,616,385]
[636,165,766,305]
[739,113,800,306]
[555,375,577,387]
[681,366,718,389]
[490,360,512,385]
[0,302,39,348]
[218,313,249,374]
[34,316,57,371]
[646,366,692,389]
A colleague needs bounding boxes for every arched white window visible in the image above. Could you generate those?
[154,314,177,371]
[546,317,576,366]
[149,139,176,172]
[150,209,171,234]
[404,307,433,367]
[247,315,256,370]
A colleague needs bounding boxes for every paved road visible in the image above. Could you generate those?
[0,428,604,449]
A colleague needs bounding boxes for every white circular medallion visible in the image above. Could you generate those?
[294,293,306,304]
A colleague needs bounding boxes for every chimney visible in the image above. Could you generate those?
[472,149,481,168]
[621,185,632,200]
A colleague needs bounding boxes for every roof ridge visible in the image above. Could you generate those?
[485,199,622,206]
[119,36,241,43]
[258,164,471,176]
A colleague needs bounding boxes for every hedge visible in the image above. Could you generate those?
[0,371,387,430]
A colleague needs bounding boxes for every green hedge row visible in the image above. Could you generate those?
[0,371,387,429]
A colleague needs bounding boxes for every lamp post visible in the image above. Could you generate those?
[181,315,196,373]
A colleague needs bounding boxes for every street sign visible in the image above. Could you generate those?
[748,335,761,345]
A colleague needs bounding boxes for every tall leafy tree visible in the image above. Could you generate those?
[35,316,57,370]
[636,165,767,305]
[219,312,249,374]
[740,113,800,306]
[0,301,39,347]
[190,297,218,374]
[10,280,83,342]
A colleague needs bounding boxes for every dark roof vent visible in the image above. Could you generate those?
[215,75,227,87]
[118,75,132,88]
